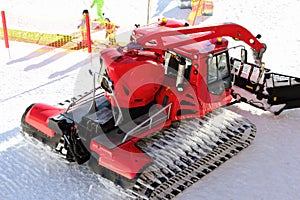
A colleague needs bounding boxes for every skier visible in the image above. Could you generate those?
[77,9,90,45]
[91,0,105,22]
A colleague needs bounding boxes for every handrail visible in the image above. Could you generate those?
[65,87,104,112]
[65,69,123,126]
[121,103,172,143]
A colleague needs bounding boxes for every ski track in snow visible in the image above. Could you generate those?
[1,0,300,199]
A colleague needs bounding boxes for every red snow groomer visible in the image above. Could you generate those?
[21,18,300,199]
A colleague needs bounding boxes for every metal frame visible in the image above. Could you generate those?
[121,103,172,143]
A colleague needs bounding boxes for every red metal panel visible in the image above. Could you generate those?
[24,103,65,137]
[90,120,172,180]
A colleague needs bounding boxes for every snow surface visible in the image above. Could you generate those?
[1,0,300,199]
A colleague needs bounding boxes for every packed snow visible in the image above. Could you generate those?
[1,0,300,199]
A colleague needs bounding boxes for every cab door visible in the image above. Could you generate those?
[206,51,231,103]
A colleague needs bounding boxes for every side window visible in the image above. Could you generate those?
[217,53,230,78]
[164,51,192,81]
[207,56,218,84]
[207,52,231,95]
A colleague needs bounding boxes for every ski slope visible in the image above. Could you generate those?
[1,0,300,199]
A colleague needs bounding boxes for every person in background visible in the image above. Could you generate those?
[91,0,105,22]
[77,9,89,45]
[188,0,204,25]
[103,18,119,45]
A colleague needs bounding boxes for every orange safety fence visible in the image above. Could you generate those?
[0,11,95,51]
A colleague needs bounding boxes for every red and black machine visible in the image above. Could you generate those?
[21,18,300,199]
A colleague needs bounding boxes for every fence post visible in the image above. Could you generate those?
[1,11,11,58]
[85,13,92,53]
[147,0,152,24]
